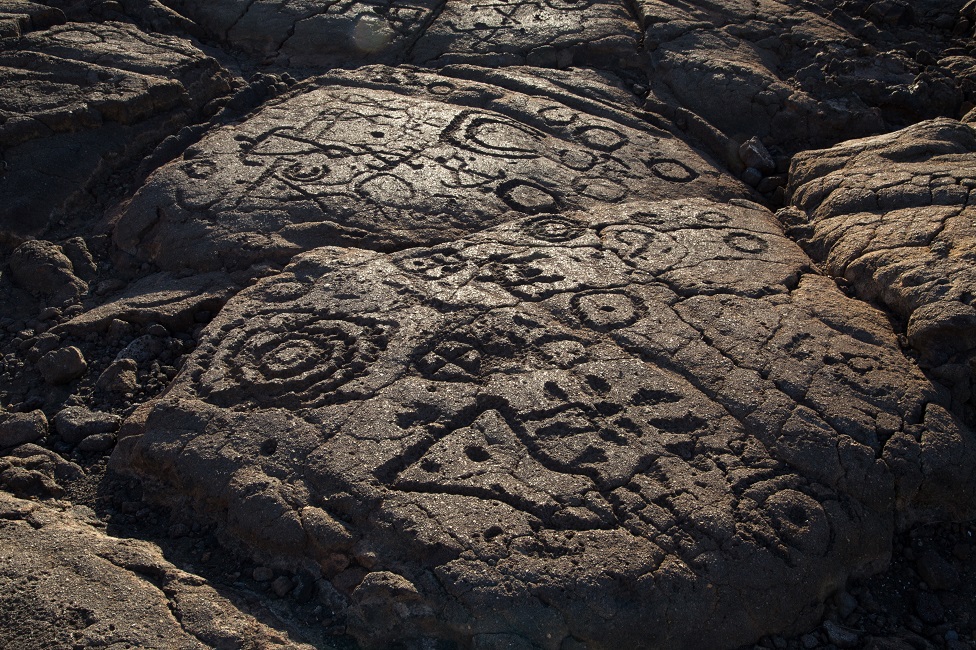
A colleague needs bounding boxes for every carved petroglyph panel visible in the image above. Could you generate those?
[114,66,747,272]
[117,198,973,649]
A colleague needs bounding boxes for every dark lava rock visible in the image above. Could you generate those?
[112,65,748,273]
[111,199,976,649]
[0,20,231,239]
[0,410,47,448]
[0,491,314,649]
[54,406,121,445]
[37,346,87,384]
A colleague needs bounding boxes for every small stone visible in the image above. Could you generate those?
[915,591,945,624]
[168,523,190,538]
[292,571,316,603]
[823,620,859,648]
[95,359,138,394]
[739,136,776,173]
[916,550,960,591]
[38,346,88,384]
[54,406,121,445]
[835,590,859,619]
[741,166,763,187]
[801,633,819,649]
[252,566,274,582]
[77,433,116,453]
[271,575,293,597]
[0,411,47,448]
[148,323,169,338]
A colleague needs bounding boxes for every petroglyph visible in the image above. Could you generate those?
[113,66,746,272]
[116,199,976,649]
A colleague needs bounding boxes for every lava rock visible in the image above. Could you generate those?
[0,411,47,448]
[37,346,87,384]
[54,406,121,445]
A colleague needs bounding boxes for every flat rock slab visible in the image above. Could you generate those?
[783,118,976,422]
[0,491,314,649]
[0,20,230,238]
[160,0,441,67]
[408,0,638,68]
[112,65,748,273]
[113,199,976,649]
[636,0,971,152]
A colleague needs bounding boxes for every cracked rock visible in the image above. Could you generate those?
[0,491,314,649]
[111,199,976,649]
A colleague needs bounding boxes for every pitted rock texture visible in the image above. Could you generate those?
[408,0,639,68]
[159,0,441,67]
[782,118,976,427]
[0,491,314,649]
[113,199,976,649]
[637,0,975,159]
[0,19,230,239]
[113,65,747,273]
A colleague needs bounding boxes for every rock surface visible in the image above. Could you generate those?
[0,19,231,239]
[113,65,746,272]
[2,1,976,649]
[114,200,976,648]
[783,118,976,427]
[0,490,314,649]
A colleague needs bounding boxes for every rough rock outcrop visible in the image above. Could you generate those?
[0,490,314,649]
[113,65,746,272]
[0,19,230,239]
[113,200,976,649]
[783,118,976,428]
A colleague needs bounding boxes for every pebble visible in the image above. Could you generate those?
[739,136,776,173]
[37,346,88,384]
[77,433,116,453]
[741,166,764,187]
[823,620,859,648]
[835,590,859,619]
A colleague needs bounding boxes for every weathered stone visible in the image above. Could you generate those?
[76,432,116,453]
[113,65,748,272]
[95,358,138,394]
[784,118,976,430]
[0,491,314,649]
[8,240,86,305]
[0,20,231,238]
[159,0,439,67]
[37,345,87,384]
[54,406,121,444]
[112,199,976,649]
[635,0,969,155]
[0,410,47,447]
[409,0,639,68]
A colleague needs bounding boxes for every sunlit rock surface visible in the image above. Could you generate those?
[114,200,976,649]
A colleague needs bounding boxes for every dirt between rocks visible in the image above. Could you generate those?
[3,0,976,648]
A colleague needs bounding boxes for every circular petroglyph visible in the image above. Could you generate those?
[444,111,544,159]
[697,209,731,225]
[394,250,468,280]
[496,179,559,214]
[574,125,628,152]
[539,106,576,126]
[427,81,455,95]
[182,160,218,180]
[280,161,329,183]
[647,159,699,183]
[572,292,640,330]
[522,215,586,243]
[198,313,393,408]
[724,232,769,254]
